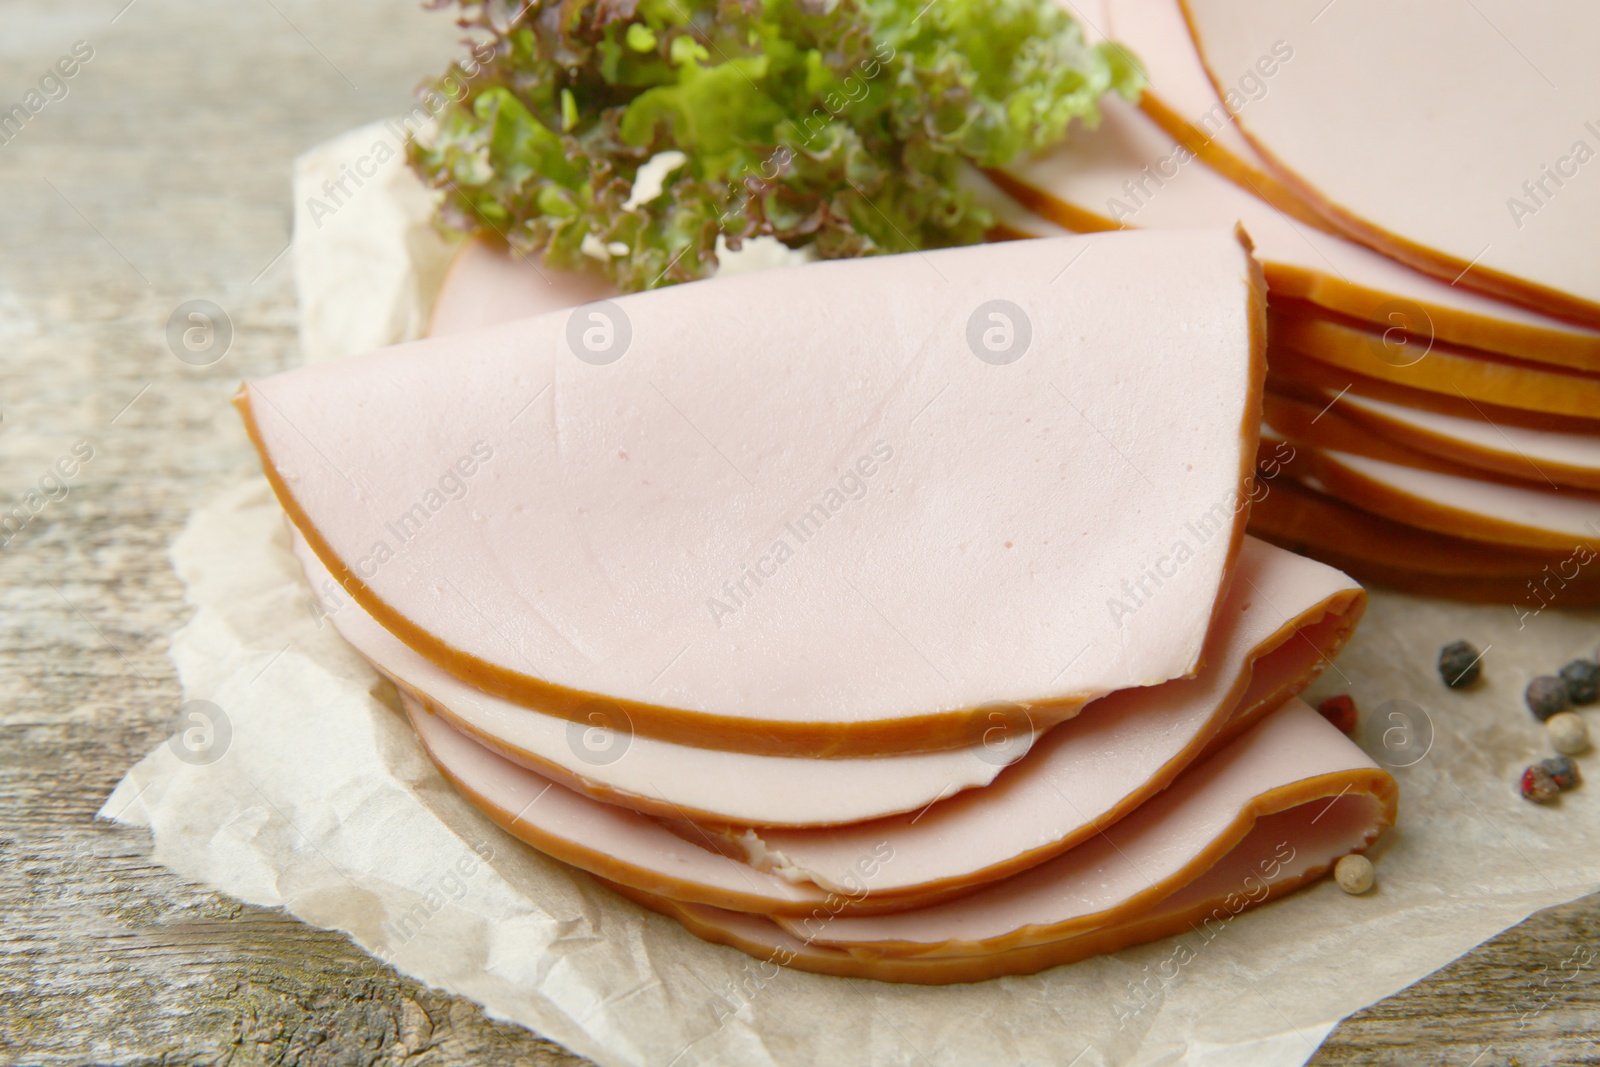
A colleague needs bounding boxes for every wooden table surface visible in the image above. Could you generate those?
[1,1,1597,1063]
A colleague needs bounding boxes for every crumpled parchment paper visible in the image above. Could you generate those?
[104,120,1600,1067]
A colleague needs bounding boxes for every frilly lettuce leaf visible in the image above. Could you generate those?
[408,0,1143,291]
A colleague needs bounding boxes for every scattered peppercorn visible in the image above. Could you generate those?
[1438,640,1482,688]
[1334,853,1375,894]
[1526,675,1572,721]
[1546,711,1590,756]
[1317,694,1358,735]
[1521,763,1561,803]
[1539,755,1582,791]
[1558,659,1600,705]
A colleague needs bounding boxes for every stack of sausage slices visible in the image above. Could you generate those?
[1002,0,1600,609]
[238,229,1396,983]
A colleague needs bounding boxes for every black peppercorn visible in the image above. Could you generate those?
[1526,675,1572,721]
[1558,659,1600,705]
[1438,640,1482,688]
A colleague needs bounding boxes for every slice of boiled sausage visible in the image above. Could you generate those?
[1180,0,1600,326]
[239,230,1264,756]
[293,531,1038,829]
[774,700,1394,957]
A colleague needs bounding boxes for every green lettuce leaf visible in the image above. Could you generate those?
[407,0,1142,291]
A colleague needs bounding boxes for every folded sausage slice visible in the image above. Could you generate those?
[996,95,1600,371]
[292,533,1036,829]
[774,700,1394,957]
[608,781,1378,984]
[1180,0,1600,326]
[238,230,1264,756]
[403,691,834,915]
[609,699,1393,981]
[394,539,1361,909]
[727,537,1362,896]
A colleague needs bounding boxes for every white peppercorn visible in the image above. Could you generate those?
[1334,853,1375,894]
[1546,711,1590,756]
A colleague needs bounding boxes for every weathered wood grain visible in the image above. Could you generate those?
[0,1,1596,1064]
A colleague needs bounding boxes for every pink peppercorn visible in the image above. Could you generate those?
[1521,764,1561,803]
[1317,695,1358,735]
